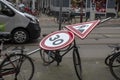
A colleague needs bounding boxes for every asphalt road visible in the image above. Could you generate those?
[5,14,120,59]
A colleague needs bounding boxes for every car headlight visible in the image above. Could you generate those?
[25,16,37,23]
[36,18,39,23]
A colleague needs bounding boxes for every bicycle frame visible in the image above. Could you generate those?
[59,39,78,57]
[0,40,16,77]
[0,59,16,76]
[0,39,27,78]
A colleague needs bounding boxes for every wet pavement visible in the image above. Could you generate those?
[1,14,120,80]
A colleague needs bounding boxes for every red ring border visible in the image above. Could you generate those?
[39,30,75,50]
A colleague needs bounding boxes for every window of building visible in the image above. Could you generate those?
[63,0,69,7]
[52,0,69,7]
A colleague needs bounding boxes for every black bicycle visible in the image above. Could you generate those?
[39,30,82,80]
[40,40,82,80]
[0,32,34,80]
[105,45,120,66]
[54,12,75,24]
[108,48,120,80]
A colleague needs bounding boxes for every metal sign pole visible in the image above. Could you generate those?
[32,0,35,11]
[59,0,63,30]
[90,0,95,20]
[80,0,83,23]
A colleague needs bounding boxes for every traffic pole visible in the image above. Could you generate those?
[59,0,63,30]
[80,0,84,23]
[90,0,95,20]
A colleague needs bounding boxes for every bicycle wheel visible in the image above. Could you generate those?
[0,54,34,80]
[109,52,120,80]
[105,54,114,66]
[73,48,82,80]
[40,49,54,65]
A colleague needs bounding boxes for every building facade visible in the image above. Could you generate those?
[7,0,119,17]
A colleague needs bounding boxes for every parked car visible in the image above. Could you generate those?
[0,0,41,43]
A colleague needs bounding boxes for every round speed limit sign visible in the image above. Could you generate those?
[39,30,74,50]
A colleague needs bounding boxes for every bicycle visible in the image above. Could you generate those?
[54,12,75,24]
[107,46,120,80]
[54,12,69,23]
[39,30,82,80]
[105,44,120,66]
[0,32,34,80]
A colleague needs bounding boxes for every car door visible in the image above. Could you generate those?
[0,1,15,32]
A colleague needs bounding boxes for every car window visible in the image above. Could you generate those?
[0,1,2,14]
[0,1,15,16]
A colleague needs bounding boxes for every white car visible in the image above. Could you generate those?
[0,0,41,43]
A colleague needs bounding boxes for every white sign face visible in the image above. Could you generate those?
[72,23,93,34]
[39,30,74,50]
[44,33,70,47]
[65,20,100,39]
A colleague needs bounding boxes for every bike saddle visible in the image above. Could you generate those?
[0,32,11,39]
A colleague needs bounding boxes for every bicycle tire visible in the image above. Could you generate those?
[105,54,114,66]
[40,49,54,65]
[73,48,82,80]
[109,52,120,80]
[0,54,34,80]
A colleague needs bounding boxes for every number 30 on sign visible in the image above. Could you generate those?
[39,30,74,50]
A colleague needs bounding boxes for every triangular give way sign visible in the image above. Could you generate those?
[65,20,100,39]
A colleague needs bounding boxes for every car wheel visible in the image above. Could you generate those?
[12,29,29,43]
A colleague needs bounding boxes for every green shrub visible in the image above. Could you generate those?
[118,11,120,17]
[0,23,5,31]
